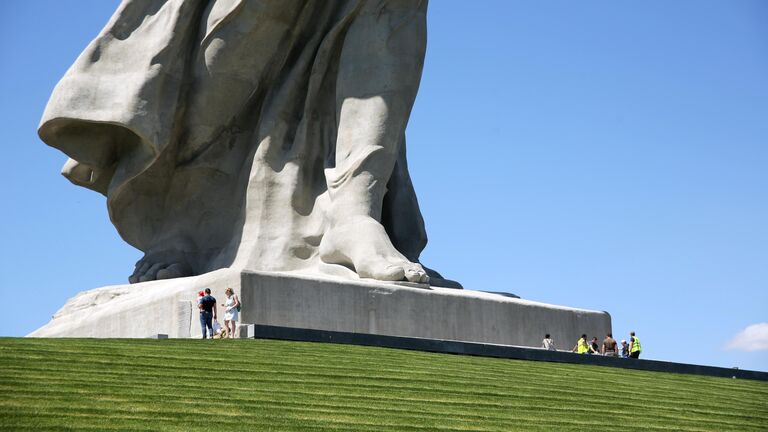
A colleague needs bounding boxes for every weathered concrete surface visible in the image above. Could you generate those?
[31,271,610,349]
[29,269,240,338]
[241,272,610,348]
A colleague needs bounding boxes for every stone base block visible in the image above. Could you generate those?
[29,269,241,338]
[240,272,610,348]
[30,270,611,349]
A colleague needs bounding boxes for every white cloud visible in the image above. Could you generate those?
[725,323,768,352]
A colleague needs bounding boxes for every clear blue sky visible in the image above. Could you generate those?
[1,1,766,371]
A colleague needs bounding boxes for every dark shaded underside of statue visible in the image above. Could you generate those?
[40,0,458,287]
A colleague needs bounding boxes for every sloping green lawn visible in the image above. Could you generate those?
[0,338,765,431]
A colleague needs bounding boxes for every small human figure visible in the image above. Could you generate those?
[629,331,642,359]
[572,334,589,354]
[213,321,227,339]
[222,287,241,339]
[620,340,630,358]
[198,288,217,339]
[541,334,556,351]
[601,333,618,357]
[590,337,600,354]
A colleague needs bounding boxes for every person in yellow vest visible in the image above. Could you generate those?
[572,334,589,354]
[629,331,642,359]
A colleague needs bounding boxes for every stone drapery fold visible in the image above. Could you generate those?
[39,0,431,280]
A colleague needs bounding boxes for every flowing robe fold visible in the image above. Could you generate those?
[39,0,430,276]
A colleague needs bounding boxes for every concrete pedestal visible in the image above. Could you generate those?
[30,270,611,349]
[29,269,241,338]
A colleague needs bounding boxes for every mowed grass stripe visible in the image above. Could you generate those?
[2,410,454,432]
[2,404,507,432]
[4,368,762,428]
[0,338,766,432]
[3,402,549,432]
[3,383,762,432]
[0,340,766,394]
[4,374,756,421]
[0,395,715,432]
[3,365,764,425]
[5,344,764,405]
[6,340,764,401]
[3,340,764,418]
[3,383,761,432]
[6,342,768,420]
[3,360,764,420]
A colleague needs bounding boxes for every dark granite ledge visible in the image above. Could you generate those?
[250,324,768,381]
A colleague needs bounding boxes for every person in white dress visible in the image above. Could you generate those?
[222,287,241,339]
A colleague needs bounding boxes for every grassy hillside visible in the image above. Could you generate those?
[0,338,766,431]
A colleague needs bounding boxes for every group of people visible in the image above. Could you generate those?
[197,287,241,339]
[541,331,642,358]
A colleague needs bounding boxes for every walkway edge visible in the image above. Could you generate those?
[251,324,768,381]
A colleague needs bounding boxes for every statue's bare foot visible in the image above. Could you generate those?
[320,216,429,283]
[128,252,193,284]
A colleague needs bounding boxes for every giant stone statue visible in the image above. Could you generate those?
[40,0,457,286]
[34,0,612,343]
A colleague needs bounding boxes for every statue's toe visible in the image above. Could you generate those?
[320,216,432,284]
[138,263,165,282]
[404,264,429,284]
[156,263,192,280]
[359,260,429,284]
[129,254,193,284]
[367,263,405,281]
[129,261,150,283]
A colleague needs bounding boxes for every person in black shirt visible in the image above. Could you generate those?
[590,337,600,354]
[198,288,217,339]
